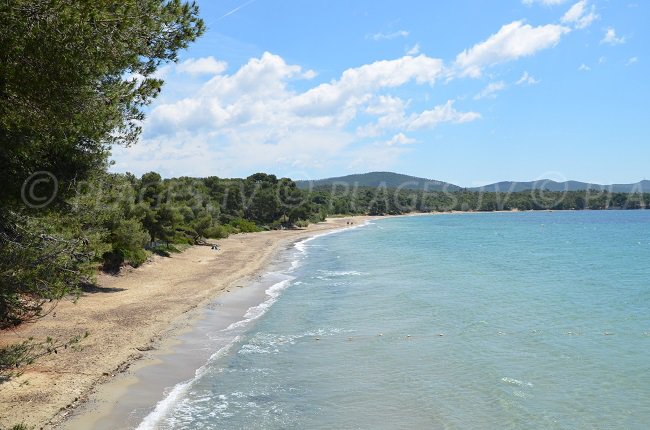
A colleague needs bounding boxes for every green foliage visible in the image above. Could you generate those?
[111,219,150,256]
[0,0,205,210]
[0,214,93,328]
[0,0,204,379]
[294,220,310,228]
[204,225,231,239]
[320,186,650,214]
[0,0,204,322]
[229,218,261,233]
[150,243,186,257]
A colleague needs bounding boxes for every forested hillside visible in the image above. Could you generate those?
[296,171,459,191]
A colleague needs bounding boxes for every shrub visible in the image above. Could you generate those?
[204,225,230,239]
[229,218,261,233]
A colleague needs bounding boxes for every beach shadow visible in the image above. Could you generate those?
[80,283,125,294]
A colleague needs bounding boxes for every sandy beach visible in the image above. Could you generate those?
[0,216,374,429]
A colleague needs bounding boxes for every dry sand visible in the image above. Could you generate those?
[0,216,374,429]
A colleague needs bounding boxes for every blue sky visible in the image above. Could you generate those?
[111,0,649,187]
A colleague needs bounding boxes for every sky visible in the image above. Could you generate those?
[110,0,649,187]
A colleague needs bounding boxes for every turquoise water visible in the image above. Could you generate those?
[141,211,650,429]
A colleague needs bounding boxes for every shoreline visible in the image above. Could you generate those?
[0,215,379,429]
[65,261,299,430]
[0,210,617,428]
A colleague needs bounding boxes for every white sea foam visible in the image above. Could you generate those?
[294,220,371,255]
[501,377,534,387]
[135,336,241,430]
[136,221,368,429]
[224,279,292,331]
[316,269,365,277]
[239,328,353,355]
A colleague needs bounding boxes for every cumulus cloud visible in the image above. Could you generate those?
[176,56,228,75]
[561,0,599,29]
[113,52,479,177]
[113,13,577,177]
[516,71,540,85]
[474,81,507,100]
[455,21,570,77]
[406,100,481,129]
[600,27,626,45]
[386,133,417,146]
[578,63,591,71]
[358,98,480,136]
[626,56,638,66]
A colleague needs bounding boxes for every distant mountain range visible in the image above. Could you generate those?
[470,179,650,193]
[296,172,649,193]
[296,172,460,191]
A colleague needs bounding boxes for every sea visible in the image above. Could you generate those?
[136,211,650,429]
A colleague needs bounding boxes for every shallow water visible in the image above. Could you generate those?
[140,211,650,429]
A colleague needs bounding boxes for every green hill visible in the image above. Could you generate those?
[470,179,650,193]
[295,172,461,191]
[297,172,649,193]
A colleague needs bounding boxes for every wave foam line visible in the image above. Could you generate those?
[294,220,371,254]
[137,220,369,429]
[135,336,241,430]
[224,279,292,331]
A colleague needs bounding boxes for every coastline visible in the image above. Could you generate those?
[0,215,378,429]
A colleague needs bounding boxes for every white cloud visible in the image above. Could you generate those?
[367,30,410,41]
[474,81,507,100]
[600,27,626,45]
[516,71,540,85]
[406,43,421,55]
[176,56,228,75]
[561,1,599,29]
[386,133,417,146]
[287,54,445,119]
[598,56,607,64]
[578,63,591,71]
[114,52,479,177]
[626,56,639,66]
[406,100,481,129]
[522,0,568,5]
[455,21,570,77]
[358,98,480,136]
[113,13,576,177]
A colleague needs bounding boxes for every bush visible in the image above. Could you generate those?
[110,218,150,255]
[124,248,148,267]
[268,220,283,230]
[204,225,230,239]
[229,218,261,233]
[309,212,326,223]
[0,215,91,328]
[295,220,309,228]
[102,247,148,272]
[102,250,124,273]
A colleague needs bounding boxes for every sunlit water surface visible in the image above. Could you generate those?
[140,211,650,429]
